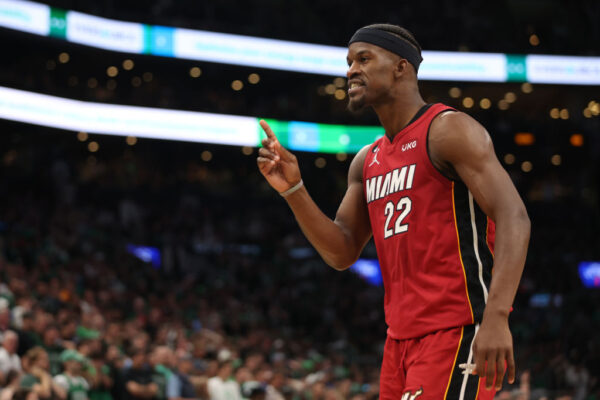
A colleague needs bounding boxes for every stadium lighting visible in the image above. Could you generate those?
[349,259,383,286]
[579,262,600,288]
[503,154,515,165]
[248,73,260,84]
[521,83,533,93]
[504,92,517,103]
[122,59,135,70]
[0,86,384,154]
[1,0,599,84]
[58,52,69,63]
[462,97,474,108]
[570,134,584,147]
[521,161,533,172]
[514,132,535,146]
[479,98,491,109]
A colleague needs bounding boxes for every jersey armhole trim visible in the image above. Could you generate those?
[425,109,460,184]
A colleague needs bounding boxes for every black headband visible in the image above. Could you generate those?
[348,28,423,72]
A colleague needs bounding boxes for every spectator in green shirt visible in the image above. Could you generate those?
[53,350,90,400]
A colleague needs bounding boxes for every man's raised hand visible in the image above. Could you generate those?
[257,120,302,194]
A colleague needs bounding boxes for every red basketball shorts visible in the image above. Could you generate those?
[379,324,496,400]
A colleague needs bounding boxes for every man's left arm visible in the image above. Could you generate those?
[430,111,530,391]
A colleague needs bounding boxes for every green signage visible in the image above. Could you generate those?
[49,8,67,39]
[506,55,527,82]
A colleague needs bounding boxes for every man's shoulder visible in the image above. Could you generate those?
[430,110,483,137]
[357,142,376,158]
[349,143,377,181]
[429,110,489,153]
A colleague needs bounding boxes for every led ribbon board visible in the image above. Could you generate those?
[0,86,384,153]
[0,0,599,84]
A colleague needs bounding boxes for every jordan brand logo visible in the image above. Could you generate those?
[369,147,381,167]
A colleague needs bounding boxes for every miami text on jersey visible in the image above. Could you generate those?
[365,164,416,204]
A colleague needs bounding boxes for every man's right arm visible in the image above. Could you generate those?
[257,120,372,270]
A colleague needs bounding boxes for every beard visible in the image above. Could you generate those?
[347,95,367,113]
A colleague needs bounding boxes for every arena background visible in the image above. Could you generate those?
[0,0,599,399]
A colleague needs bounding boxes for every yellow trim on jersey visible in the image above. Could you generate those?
[475,375,482,399]
[452,182,475,323]
[443,325,464,400]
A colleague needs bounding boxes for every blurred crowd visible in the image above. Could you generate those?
[0,126,598,399]
[0,129,388,400]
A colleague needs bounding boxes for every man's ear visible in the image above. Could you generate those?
[393,58,409,79]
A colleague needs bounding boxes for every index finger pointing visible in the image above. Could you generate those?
[259,119,277,140]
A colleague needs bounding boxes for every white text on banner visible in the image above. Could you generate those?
[0,0,49,35]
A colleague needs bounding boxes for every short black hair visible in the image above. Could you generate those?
[361,24,422,55]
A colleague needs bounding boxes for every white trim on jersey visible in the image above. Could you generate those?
[459,323,480,400]
[468,191,489,303]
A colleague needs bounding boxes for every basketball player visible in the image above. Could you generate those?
[257,24,530,400]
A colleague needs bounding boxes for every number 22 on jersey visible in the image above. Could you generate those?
[384,197,412,238]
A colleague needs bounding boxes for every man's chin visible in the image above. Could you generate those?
[347,97,367,113]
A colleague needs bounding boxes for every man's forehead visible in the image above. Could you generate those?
[347,42,381,56]
[347,42,401,62]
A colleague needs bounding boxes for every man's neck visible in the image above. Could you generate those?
[373,90,426,139]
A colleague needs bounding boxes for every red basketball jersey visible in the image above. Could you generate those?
[363,103,495,340]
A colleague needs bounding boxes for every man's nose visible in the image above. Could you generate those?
[347,61,359,79]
